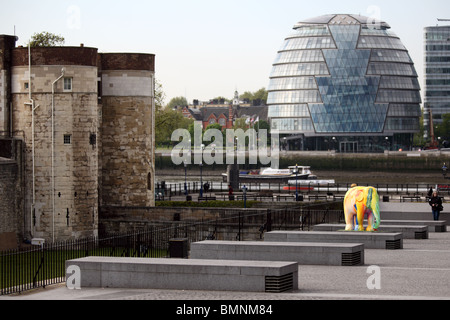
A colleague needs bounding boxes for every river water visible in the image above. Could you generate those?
[156,168,449,186]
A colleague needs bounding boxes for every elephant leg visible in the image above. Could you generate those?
[356,203,365,231]
[366,211,374,232]
[345,212,354,231]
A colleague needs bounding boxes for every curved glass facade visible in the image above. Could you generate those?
[268,14,421,152]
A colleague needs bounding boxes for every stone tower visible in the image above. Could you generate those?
[11,46,100,241]
[100,53,155,208]
[1,40,156,242]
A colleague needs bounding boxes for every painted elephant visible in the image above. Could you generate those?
[343,186,380,232]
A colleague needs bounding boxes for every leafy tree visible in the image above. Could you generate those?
[167,96,188,110]
[154,79,166,113]
[435,113,450,142]
[239,88,268,104]
[255,120,270,133]
[29,32,65,47]
[155,107,193,147]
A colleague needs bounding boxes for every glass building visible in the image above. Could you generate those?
[424,25,450,138]
[268,14,421,152]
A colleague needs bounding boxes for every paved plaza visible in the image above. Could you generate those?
[2,229,450,301]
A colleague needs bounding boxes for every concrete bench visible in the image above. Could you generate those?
[190,240,364,266]
[65,256,298,293]
[313,224,429,239]
[264,231,403,250]
[370,220,447,233]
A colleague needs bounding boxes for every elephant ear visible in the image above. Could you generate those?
[356,190,364,203]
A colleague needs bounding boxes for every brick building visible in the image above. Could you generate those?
[0,34,155,244]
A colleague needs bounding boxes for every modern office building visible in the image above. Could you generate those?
[267,14,421,152]
[424,24,450,138]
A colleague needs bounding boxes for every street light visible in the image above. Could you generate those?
[243,185,248,208]
[199,162,203,198]
[184,160,188,196]
[199,144,204,198]
[295,164,299,201]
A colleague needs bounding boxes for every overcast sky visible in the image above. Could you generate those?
[1,0,450,104]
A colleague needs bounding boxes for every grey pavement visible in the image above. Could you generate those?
[2,232,450,300]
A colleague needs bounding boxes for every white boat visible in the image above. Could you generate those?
[222,166,313,183]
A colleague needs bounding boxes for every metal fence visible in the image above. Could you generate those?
[166,181,450,196]
[1,207,344,296]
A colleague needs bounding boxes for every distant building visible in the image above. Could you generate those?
[182,91,268,130]
[267,14,421,152]
[0,34,155,243]
[424,24,450,138]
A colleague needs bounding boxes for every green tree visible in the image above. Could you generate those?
[167,96,188,110]
[155,107,193,147]
[435,113,450,141]
[29,32,65,47]
[154,79,166,113]
[239,88,268,104]
[413,113,426,148]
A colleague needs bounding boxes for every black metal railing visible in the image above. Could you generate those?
[1,207,344,296]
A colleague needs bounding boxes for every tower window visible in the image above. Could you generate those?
[64,134,72,145]
[64,77,73,91]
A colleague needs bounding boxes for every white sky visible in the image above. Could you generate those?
[1,0,450,104]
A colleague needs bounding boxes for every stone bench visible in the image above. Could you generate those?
[313,224,429,239]
[264,231,403,250]
[370,220,447,233]
[65,256,298,293]
[190,240,364,266]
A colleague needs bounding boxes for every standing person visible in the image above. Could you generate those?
[228,184,234,201]
[429,191,443,221]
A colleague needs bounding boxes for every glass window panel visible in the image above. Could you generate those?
[280,37,336,51]
[376,90,422,103]
[426,68,450,74]
[271,118,314,132]
[267,90,322,104]
[379,77,420,90]
[270,63,329,77]
[385,118,419,131]
[268,104,310,117]
[370,50,412,63]
[388,104,421,117]
[426,56,450,63]
[274,50,324,64]
[358,37,405,50]
[268,77,317,91]
[367,63,417,76]
[360,27,398,37]
[286,25,331,38]
[426,79,450,86]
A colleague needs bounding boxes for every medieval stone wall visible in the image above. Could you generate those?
[2,44,155,242]
[11,48,100,241]
[100,53,155,208]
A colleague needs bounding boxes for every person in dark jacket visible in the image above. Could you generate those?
[429,192,443,221]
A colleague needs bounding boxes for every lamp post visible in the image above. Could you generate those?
[295,164,299,201]
[199,144,205,198]
[199,162,203,198]
[184,160,188,196]
[243,185,248,208]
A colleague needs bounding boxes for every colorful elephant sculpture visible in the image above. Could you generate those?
[343,186,380,232]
